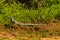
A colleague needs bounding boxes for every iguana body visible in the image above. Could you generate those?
[9,17,46,26]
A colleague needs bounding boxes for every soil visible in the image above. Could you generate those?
[0,20,60,40]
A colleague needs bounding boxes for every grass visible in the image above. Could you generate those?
[0,1,60,24]
[0,0,60,40]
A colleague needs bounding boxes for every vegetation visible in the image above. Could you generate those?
[0,0,60,23]
[0,0,60,40]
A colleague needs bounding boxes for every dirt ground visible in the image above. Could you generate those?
[0,30,60,40]
[0,20,60,40]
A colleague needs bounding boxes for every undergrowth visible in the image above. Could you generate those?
[0,0,60,23]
